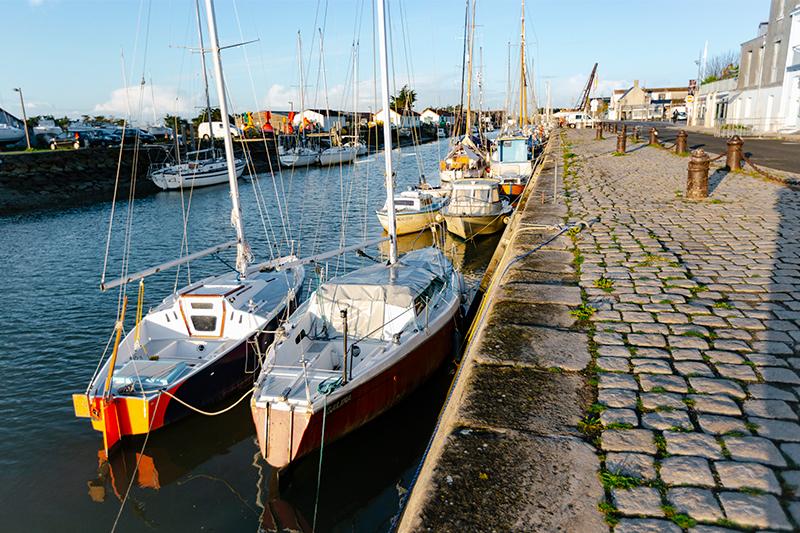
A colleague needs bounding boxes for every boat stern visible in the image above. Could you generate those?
[251,399,313,469]
[73,393,160,454]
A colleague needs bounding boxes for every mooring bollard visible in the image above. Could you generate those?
[632,126,640,143]
[726,135,744,171]
[595,123,603,140]
[687,148,710,199]
[649,127,659,146]
[676,130,688,154]
[616,126,627,154]
[614,123,619,134]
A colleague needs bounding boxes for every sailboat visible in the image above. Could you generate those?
[376,188,447,236]
[73,0,304,455]
[150,0,242,191]
[280,32,321,168]
[438,0,490,188]
[250,0,464,469]
[490,0,535,198]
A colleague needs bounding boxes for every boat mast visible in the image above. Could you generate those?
[353,41,359,141]
[297,32,305,139]
[195,0,214,150]
[465,0,477,134]
[520,0,527,128]
[376,0,397,264]
[203,0,250,276]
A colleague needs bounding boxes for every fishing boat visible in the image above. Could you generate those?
[151,148,245,190]
[250,0,464,469]
[490,135,533,197]
[376,189,446,235]
[73,0,304,455]
[440,178,511,240]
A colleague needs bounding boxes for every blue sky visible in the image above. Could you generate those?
[0,0,769,123]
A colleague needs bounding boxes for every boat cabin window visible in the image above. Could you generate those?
[500,139,530,162]
[395,199,416,207]
[191,315,217,332]
[414,278,445,316]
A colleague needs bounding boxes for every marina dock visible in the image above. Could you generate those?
[400,128,800,531]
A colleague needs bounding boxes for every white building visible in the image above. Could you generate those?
[291,109,349,131]
[690,78,738,128]
[779,3,800,132]
[727,0,796,134]
[372,108,421,128]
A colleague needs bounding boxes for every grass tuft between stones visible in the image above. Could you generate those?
[599,470,640,490]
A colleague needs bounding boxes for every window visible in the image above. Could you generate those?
[190,315,217,332]
[758,46,765,84]
[744,50,752,86]
[771,41,781,83]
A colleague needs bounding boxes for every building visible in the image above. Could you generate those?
[727,0,796,133]
[779,3,800,132]
[290,109,352,132]
[609,81,688,120]
[372,108,421,128]
[690,78,738,128]
[419,108,456,126]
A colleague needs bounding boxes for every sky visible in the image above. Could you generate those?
[0,0,771,124]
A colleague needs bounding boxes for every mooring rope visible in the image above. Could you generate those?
[159,388,253,417]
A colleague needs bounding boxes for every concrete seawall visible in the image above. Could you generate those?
[398,133,605,531]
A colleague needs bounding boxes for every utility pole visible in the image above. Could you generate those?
[13,87,31,150]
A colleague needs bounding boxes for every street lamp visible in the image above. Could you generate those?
[13,87,31,150]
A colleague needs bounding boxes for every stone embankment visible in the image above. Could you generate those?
[0,146,170,213]
[400,127,800,532]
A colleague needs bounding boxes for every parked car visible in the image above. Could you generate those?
[109,128,157,145]
[198,121,241,140]
[50,131,93,150]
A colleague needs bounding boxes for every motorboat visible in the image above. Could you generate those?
[441,178,511,239]
[0,123,24,146]
[33,119,62,139]
[150,148,245,190]
[376,189,447,235]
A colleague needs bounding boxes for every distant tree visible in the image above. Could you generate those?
[163,114,189,130]
[701,50,739,84]
[390,85,417,113]
[191,107,232,127]
[55,116,70,130]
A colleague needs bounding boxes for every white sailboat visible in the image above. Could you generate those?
[73,0,304,455]
[279,32,320,168]
[150,0,239,191]
[441,178,512,240]
[250,0,464,469]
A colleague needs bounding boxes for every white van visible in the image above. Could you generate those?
[198,121,240,140]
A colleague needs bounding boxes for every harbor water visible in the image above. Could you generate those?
[0,138,501,532]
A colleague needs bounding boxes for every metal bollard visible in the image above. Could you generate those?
[632,126,640,143]
[676,130,688,154]
[616,126,627,154]
[595,123,603,140]
[649,127,659,146]
[726,135,744,171]
[687,148,710,199]
[614,123,619,134]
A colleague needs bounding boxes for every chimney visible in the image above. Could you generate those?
[633,80,640,88]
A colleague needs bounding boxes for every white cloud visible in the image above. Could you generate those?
[94,85,194,123]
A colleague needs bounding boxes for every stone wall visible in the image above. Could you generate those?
[0,146,170,213]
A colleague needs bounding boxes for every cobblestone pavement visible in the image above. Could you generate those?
[564,129,800,531]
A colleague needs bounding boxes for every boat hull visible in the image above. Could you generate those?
[376,208,440,235]
[252,318,456,469]
[500,182,526,197]
[74,303,289,452]
[443,212,508,239]
[151,160,245,190]
[279,153,318,168]
[318,148,357,166]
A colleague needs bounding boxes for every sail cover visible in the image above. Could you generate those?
[314,248,449,340]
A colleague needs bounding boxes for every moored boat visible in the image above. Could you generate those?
[318,145,358,166]
[490,135,534,197]
[376,189,446,235]
[150,148,245,190]
[441,178,511,239]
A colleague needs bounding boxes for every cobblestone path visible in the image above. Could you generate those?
[564,129,800,532]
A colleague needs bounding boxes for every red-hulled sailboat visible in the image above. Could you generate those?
[250,0,464,469]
